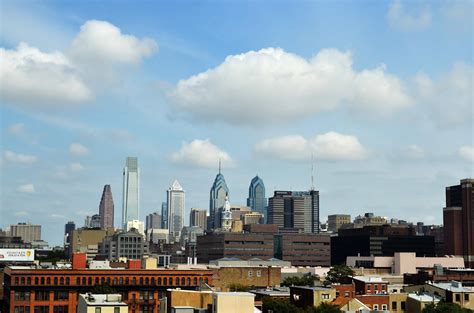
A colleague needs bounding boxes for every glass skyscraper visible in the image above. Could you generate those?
[167,180,185,242]
[122,157,139,229]
[209,168,229,230]
[247,175,267,223]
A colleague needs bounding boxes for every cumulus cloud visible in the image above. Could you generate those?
[4,150,38,164]
[70,20,157,65]
[170,139,234,168]
[254,131,369,161]
[402,145,425,159]
[70,162,85,172]
[169,48,412,125]
[17,184,35,193]
[415,62,473,127]
[69,143,90,156]
[0,43,92,107]
[1,20,157,109]
[387,0,432,31]
[7,123,25,135]
[459,145,474,162]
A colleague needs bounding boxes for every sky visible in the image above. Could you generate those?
[1,0,473,246]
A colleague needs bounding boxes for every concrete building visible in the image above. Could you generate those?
[126,219,145,235]
[212,292,255,313]
[290,286,336,309]
[99,184,114,229]
[274,233,331,267]
[99,229,149,260]
[146,212,162,231]
[444,178,474,267]
[167,180,185,243]
[77,294,127,313]
[146,228,169,244]
[247,175,267,223]
[353,212,388,228]
[189,208,207,230]
[346,252,465,275]
[122,157,139,229]
[268,190,320,234]
[9,223,41,243]
[405,281,474,310]
[327,214,351,233]
[242,212,264,225]
[70,228,115,259]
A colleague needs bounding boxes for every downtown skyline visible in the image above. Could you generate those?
[1,0,472,246]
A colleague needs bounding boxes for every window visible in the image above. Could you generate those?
[374,284,379,291]
[465,294,469,301]
[248,271,253,278]
[401,301,406,310]
[41,277,45,285]
[193,277,197,285]
[382,304,387,310]
[175,277,179,285]
[321,294,330,300]
[59,277,64,285]
[392,301,397,310]
[95,308,101,313]
[456,294,461,302]
[382,284,386,291]
[46,278,51,285]
[367,284,371,291]
[14,292,30,301]
[53,306,68,313]
[35,277,39,285]
[114,308,120,313]
[54,291,68,301]
[181,277,185,285]
[373,304,378,310]
[54,277,58,285]
[187,277,191,286]
[35,291,49,301]
[256,270,261,277]
[34,306,48,313]
[14,306,30,313]
[344,291,350,298]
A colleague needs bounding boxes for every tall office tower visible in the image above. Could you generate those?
[444,178,474,267]
[64,221,75,245]
[9,223,41,243]
[209,165,229,230]
[268,190,320,233]
[190,208,207,230]
[161,202,168,229]
[122,157,139,229]
[167,180,185,242]
[99,184,114,229]
[247,176,267,223]
[146,212,162,231]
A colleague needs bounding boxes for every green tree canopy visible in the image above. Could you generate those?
[282,273,319,286]
[422,301,473,313]
[323,264,355,286]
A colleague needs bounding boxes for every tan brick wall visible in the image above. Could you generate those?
[212,267,281,291]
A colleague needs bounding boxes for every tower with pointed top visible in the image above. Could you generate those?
[167,179,185,242]
[247,175,267,223]
[99,184,114,229]
[209,163,229,230]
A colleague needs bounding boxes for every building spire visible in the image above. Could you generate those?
[311,153,315,191]
[218,158,221,174]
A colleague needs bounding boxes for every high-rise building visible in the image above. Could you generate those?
[190,208,207,230]
[209,166,229,230]
[161,202,168,229]
[9,223,41,243]
[268,190,320,233]
[247,175,267,223]
[64,221,76,245]
[146,212,162,231]
[99,184,114,229]
[167,180,185,242]
[444,178,474,268]
[85,214,101,228]
[327,214,351,233]
[122,157,139,229]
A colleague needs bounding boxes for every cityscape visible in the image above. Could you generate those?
[1,1,473,313]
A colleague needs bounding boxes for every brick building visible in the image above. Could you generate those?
[274,233,330,267]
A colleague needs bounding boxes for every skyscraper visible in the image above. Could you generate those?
[209,165,229,230]
[268,190,320,233]
[146,212,162,231]
[167,180,185,242]
[444,178,473,267]
[99,184,114,229]
[10,223,41,243]
[122,157,139,229]
[247,175,267,223]
[161,202,168,229]
[190,208,207,230]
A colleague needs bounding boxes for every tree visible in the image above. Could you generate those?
[228,283,250,291]
[310,303,341,313]
[422,301,473,313]
[91,283,116,294]
[323,264,354,286]
[262,297,304,313]
[282,273,319,286]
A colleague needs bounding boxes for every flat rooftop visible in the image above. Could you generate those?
[80,294,127,306]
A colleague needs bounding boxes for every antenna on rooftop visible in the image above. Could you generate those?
[218,158,221,174]
[311,153,315,191]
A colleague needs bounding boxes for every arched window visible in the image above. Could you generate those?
[82,277,86,285]
[199,278,203,284]
[151,278,155,285]
[35,277,39,285]
[88,277,92,285]
[21,277,25,285]
[204,278,208,284]
[95,277,99,285]
[113,278,118,285]
[119,277,124,284]
[60,277,64,285]
[157,277,162,285]
[54,277,58,285]
[107,277,111,285]
[163,277,167,285]
[101,277,105,284]
[41,277,45,285]
[181,277,185,285]
[47,277,51,285]
[187,277,191,286]
[176,277,180,285]
[132,277,136,285]
[66,277,70,285]
[125,277,129,285]
[27,277,31,285]
[76,277,80,285]
[145,277,149,285]
[139,277,143,285]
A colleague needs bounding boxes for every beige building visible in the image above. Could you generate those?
[71,228,115,259]
[9,223,41,243]
[242,212,264,225]
[290,286,337,308]
[406,293,440,313]
[415,281,474,310]
[346,252,465,275]
[327,214,351,233]
[212,292,255,313]
[77,294,128,313]
[389,293,408,313]
[166,289,213,311]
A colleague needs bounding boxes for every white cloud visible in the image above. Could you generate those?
[70,162,85,172]
[169,48,412,125]
[459,145,474,162]
[4,150,38,164]
[14,211,29,217]
[0,43,92,107]
[441,1,473,29]
[7,123,25,135]
[50,214,66,219]
[402,145,425,159]
[69,143,90,156]
[170,139,234,169]
[387,0,432,31]
[415,62,473,127]
[254,131,369,161]
[70,20,157,65]
[17,184,35,193]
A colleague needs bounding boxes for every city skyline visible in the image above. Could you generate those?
[1,0,472,246]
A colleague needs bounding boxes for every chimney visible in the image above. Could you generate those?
[72,253,87,269]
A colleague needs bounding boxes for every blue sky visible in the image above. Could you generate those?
[1,0,472,246]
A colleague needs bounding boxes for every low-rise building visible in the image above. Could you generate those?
[406,293,440,313]
[212,292,255,313]
[406,281,474,310]
[290,286,336,309]
[77,294,128,313]
[353,276,388,295]
[212,266,281,291]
